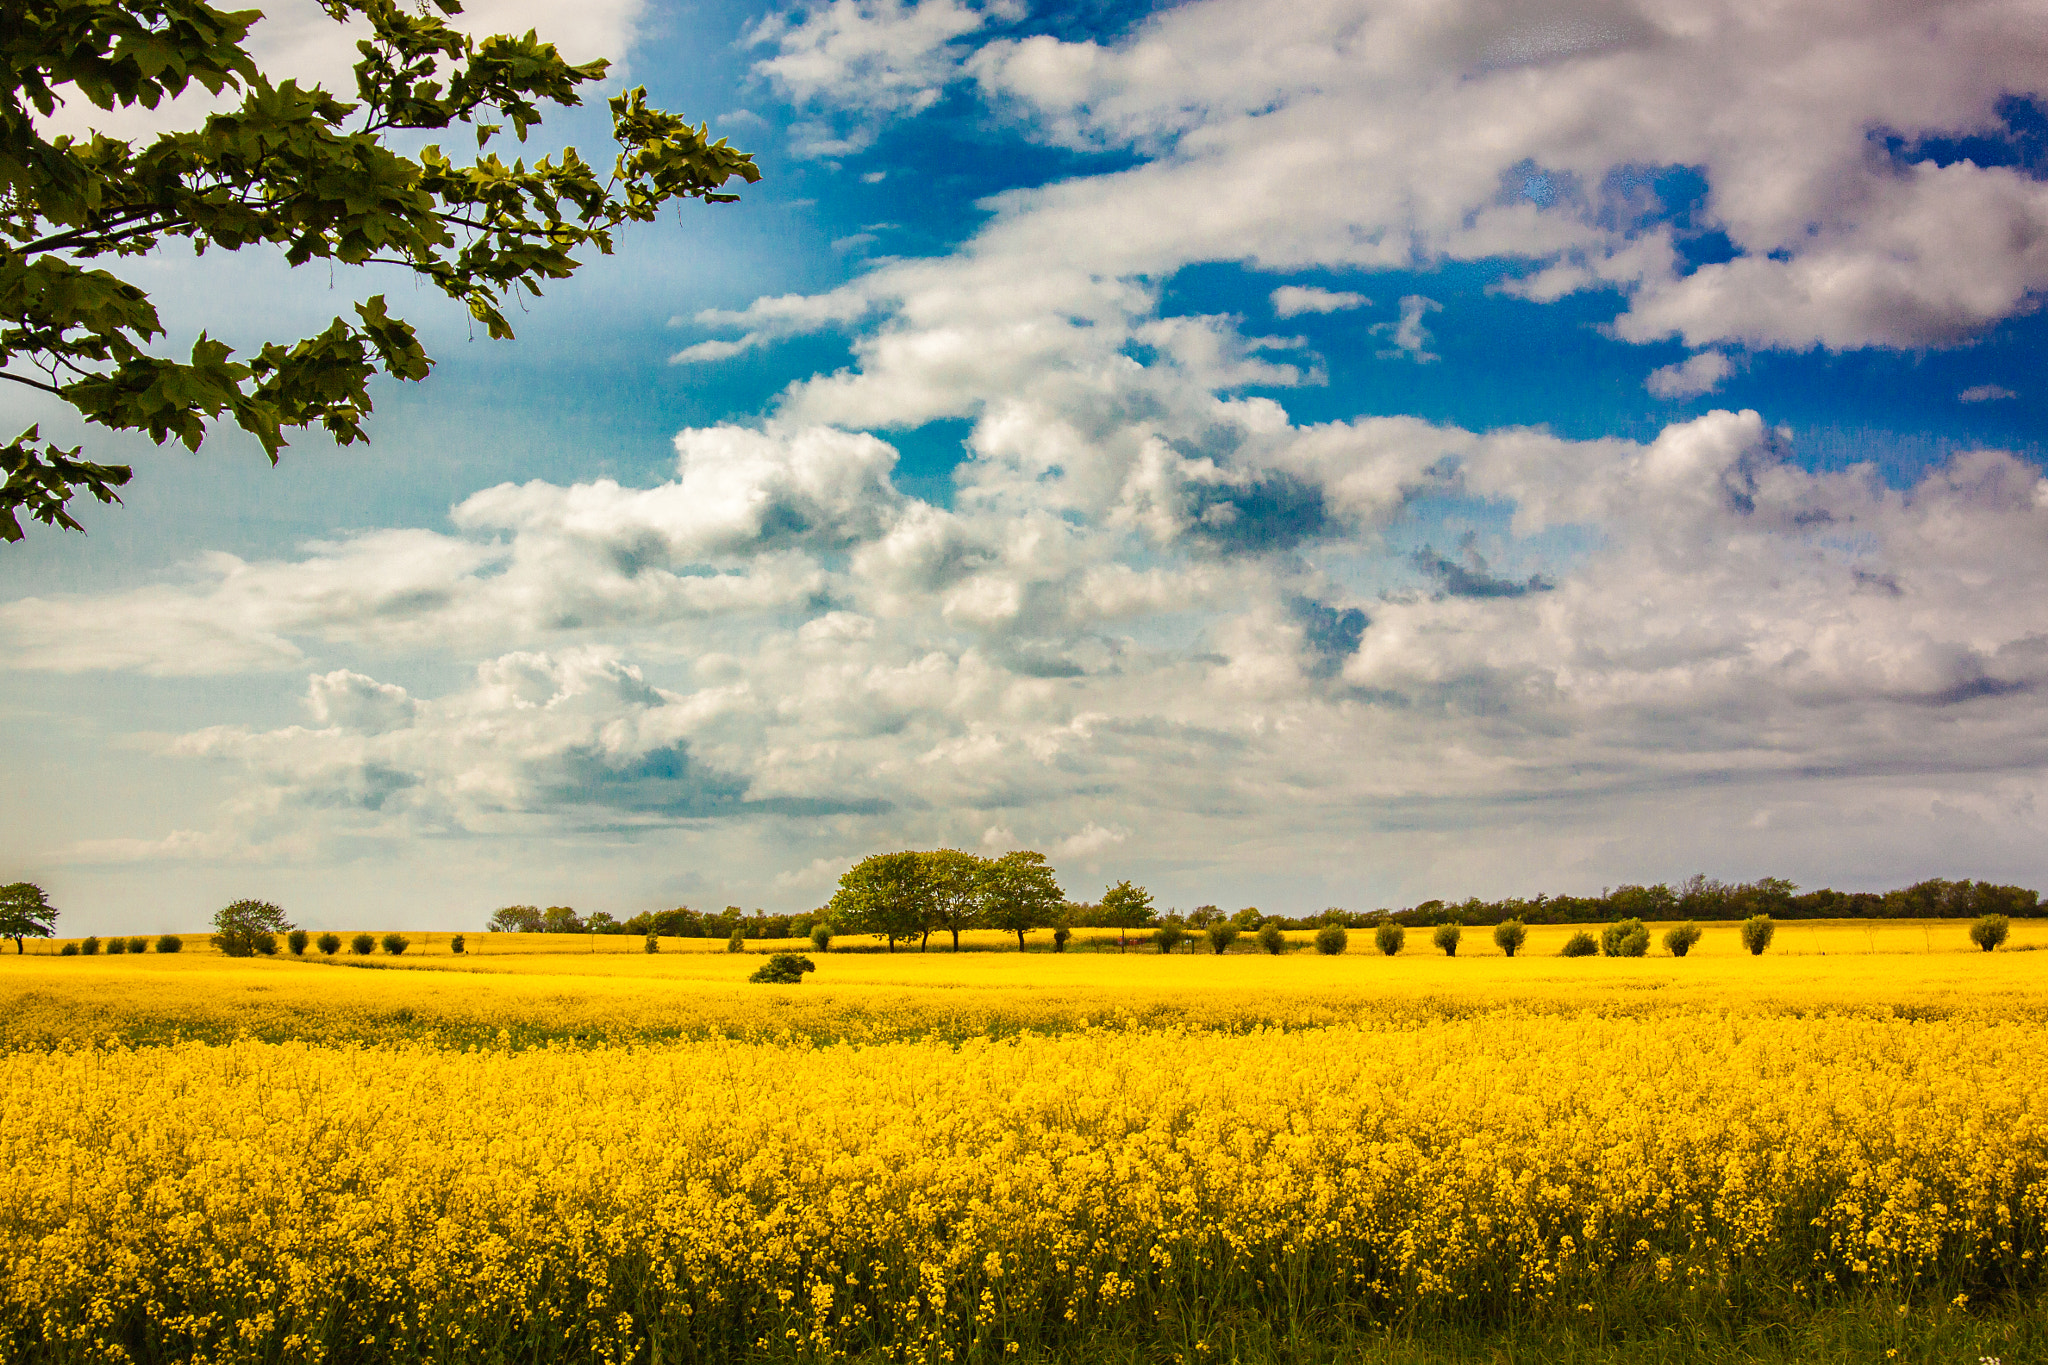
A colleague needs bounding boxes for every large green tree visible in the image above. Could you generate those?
[980,850,1064,952]
[829,851,929,953]
[0,881,57,952]
[1097,878,1153,951]
[2,0,758,539]
[211,896,289,956]
[920,848,985,951]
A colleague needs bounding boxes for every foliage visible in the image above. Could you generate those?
[1560,931,1598,957]
[58,943,76,956]
[829,851,929,952]
[1741,915,1776,956]
[746,952,815,984]
[154,934,180,954]
[315,932,339,956]
[1229,906,1265,932]
[1313,923,1347,955]
[212,898,290,957]
[381,932,408,956]
[0,0,757,540]
[726,930,745,954]
[1097,880,1155,929]
[1971,914,2011,951]
[809,924,831,953]
[1051,920,1071,952]
[1374,922,1404,956]
[1601,918,1650,958]
[286,928,309,956]
[540,906,583,934]
[1432,923,1462,957]
[105,935,126,954]
[1492,918,1526,958]
[919,848,985,951]
[1152,922,1186,954]
[78,935,99,955]
[125,937,145,953]
[488,905,543,933]
[449,934,464,955]
[349,932,375,956]
[643,932,659,955]
[1664,922,1704,957]
[980,850,1065,952]
[0,883,57,953]
[1204,923,1239,955]
[1256,921,1286,954]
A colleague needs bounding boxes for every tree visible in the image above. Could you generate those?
[212,897,289,956]
[487,904,541,933]
[830,851,929,953]
[1256,921,1286,954]
[921,849,987,951]
[2,0,758,540]
[539,905,583,934]
[1433,922,1461,957]
[1098,880,1154,951]
[1600,918,1649,958]
[1969,914,2010,952]
[1740,914,1775,956]
[1374,921,1404,956]
[1153,921,1187,954]
[980,850,1064,952]
[1204,922,1238,954]
[1663,922,1703,957]
[1313,922,1347,955]
[1492,918,1526,958]
[0,882,58,952]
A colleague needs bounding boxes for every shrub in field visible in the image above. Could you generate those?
[59,942,78,956]
[350,933,375,956]
[748,953,815,983]
[450,934,465,954]
[1205,923,1239,954]
[1153,922,1186,954]
[287,929,310,956]
[254,933,278,956]
[79,936,100,956]
[155,934,181,954]
[1663,922,1704,957]
[727,930,746,954]
[1053,922,1072,952]
[1374,921,1405,956]
[126,937,146,954]
[1741,915,1775,956]
[1970,914,2011,952]
[1560,931,1598,957]
[315,933,340,956]
[644,932,660,954]
[1433,923,1462,957]
[1314,923,1348,955]
[105,936,126,955]
[1601,918,1650,957]
[1257,921,1287,954]
[381,933,409,956]
[1493,918,1527,957]
[809,924,832,953]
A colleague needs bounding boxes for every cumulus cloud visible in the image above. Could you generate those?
[1373,295,1443,363]
[1272,286,1369,317]
[1960,384,2019,403]
[1646,351,1735,399]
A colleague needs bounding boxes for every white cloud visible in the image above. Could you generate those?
[1271,286,1369,317]
[1960,384,2019,403]
[1646,351,1734,399]
[1374,295,1443,363]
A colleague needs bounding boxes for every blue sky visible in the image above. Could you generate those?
[6,0,2048,931]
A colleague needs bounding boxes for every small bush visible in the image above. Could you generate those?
[79,935,100,956]
[1493,919,1527,958]
[287,929,310,956]
[1374,922,1405,956]
[350,932,375,955]
[809,924,832,953]
[1052,923,1071,952]
[1257,922,1287,954]
[1560,931,1598,957]
[253,932,278,956]
[1601,918,1649,958]
[156,934,182,954]
[1205,923,1239,954]
[1313,923,1348,955]
[748,952,815,984]
[105,936,126,955]
[1970,914,2011,952]
[1740,915,1775,956]
[59,942,78,956]
[1663,922,1704,957]
[316,932,341,956]
[1433,923,1462,957]
[126,936,146,954]
[381,932,409,956]
[644,932,660,954]
[726,930,746,954]
[1153,922,1186,954]
[449,934,465,954]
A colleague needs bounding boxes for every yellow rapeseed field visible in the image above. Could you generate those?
[0,926,2041,1363]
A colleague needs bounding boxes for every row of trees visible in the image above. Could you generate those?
[830,851,1067,952]
[486,903,823,940]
